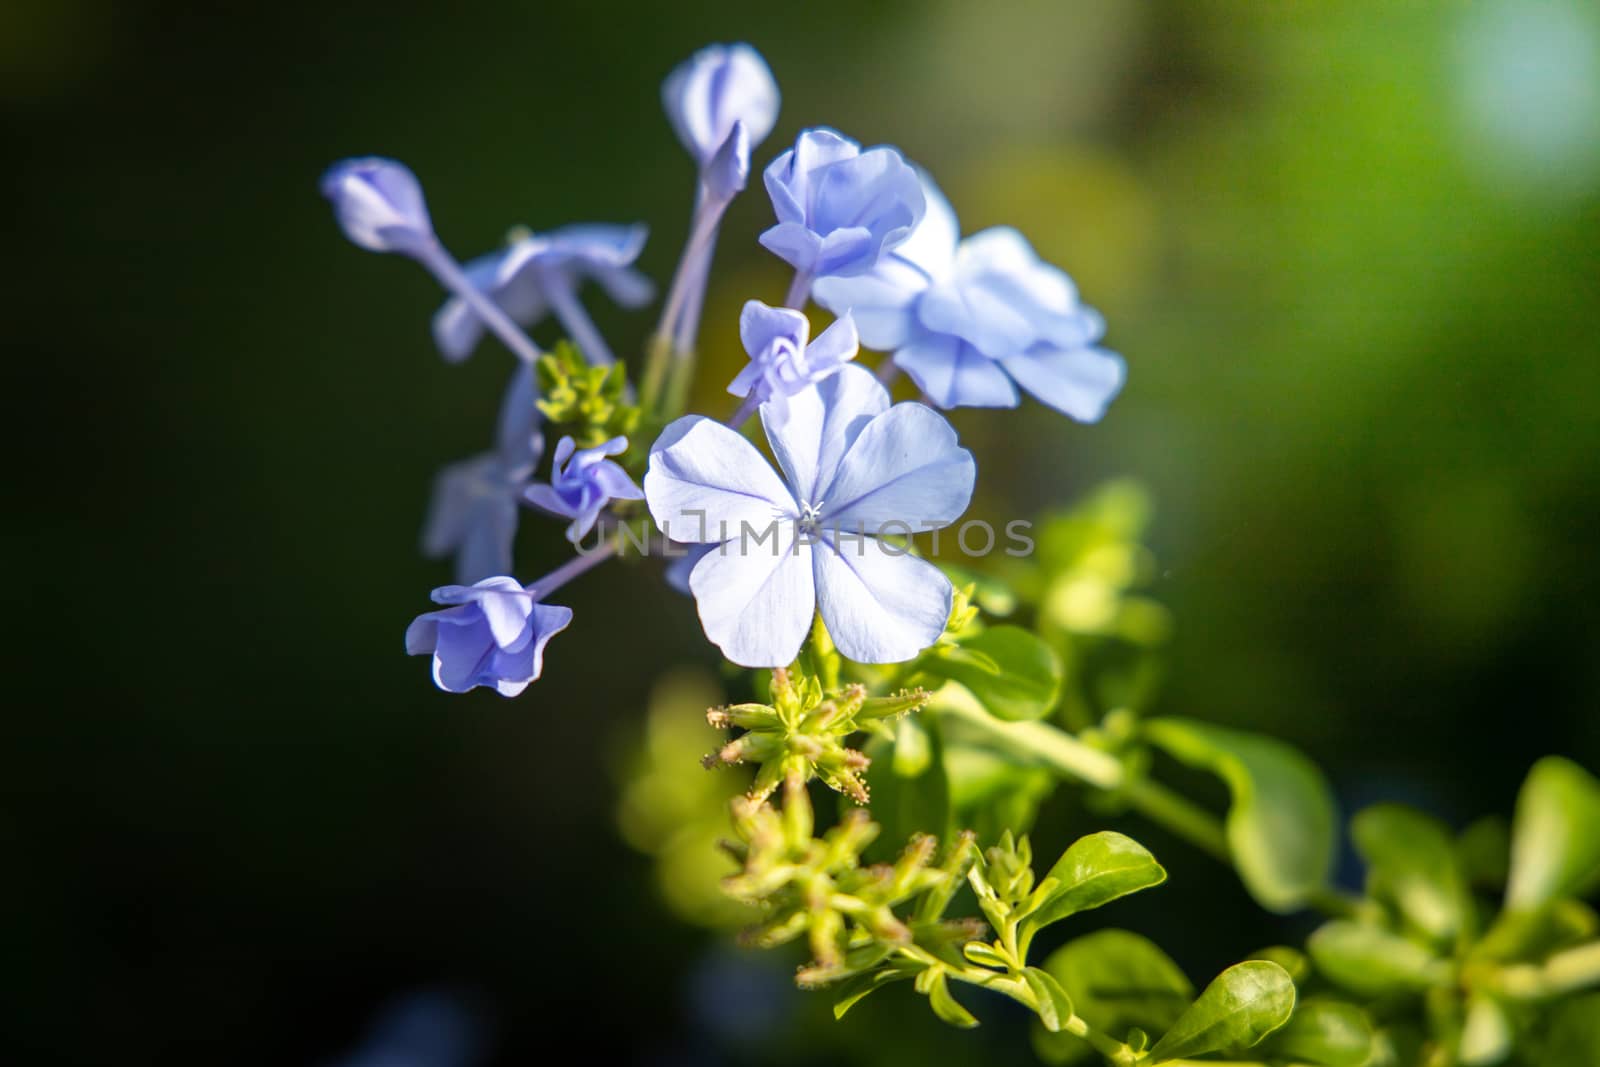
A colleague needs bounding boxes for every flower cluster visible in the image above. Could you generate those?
[319,44,1123,694]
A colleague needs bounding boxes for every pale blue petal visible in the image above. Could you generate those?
[805,312,859,372]
[813,536,952,664]
[821,401,976,531]
[521,482,571,520]
[644,416,797,543]
[321,157,435,256]
[663,43,779,167]
[893,168,960,278]
[893,334,1020,409]
[740,300,809,358]
[494,362,542,473]
[999,344,1127,423]
[812,255,932,351]
[813,226,877,278]
[758,222,822,272]
[705,119,750,201]
[761,364,889,507]
[689,528,815,667]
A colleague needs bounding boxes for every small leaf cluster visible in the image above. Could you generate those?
[534,340,641,451]
[705,659,931,804]
[1296,756,1600,1066]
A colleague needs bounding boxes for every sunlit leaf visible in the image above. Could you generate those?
[1306,920,1447,997]
[1352,803,1469,946]
[1146,960,1296,1063]
[1144,717,1337,912]
[921,625,1062,722]
[1025,831,1166,934]
[1506,757,1600,913]
[1256,998,1375,1067]
[1033,930,1193,1066]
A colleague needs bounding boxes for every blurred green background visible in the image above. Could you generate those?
[7,0,1600,1063]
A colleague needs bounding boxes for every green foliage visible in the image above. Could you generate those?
[1352,803,1471,947]
[1253,997,1374,1067]
[534,340,641,451]
[1024,831,1166,938]
[704,658,931,804]
[1145,960,1296,1063]
[1505,756,1600,914]
[914,624,1063,722]
[1033,930,1193,1065]
[1143,716,1338,913]
[615,484,1600,1066]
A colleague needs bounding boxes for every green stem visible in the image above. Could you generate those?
[1493,939,1600,1000]
[937,694,1124,789]
[1121,776,1231,862]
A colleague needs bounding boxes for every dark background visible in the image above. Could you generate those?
[7,1,1599,1063]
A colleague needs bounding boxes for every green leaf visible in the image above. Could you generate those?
[1541,992,1600,1067]
[1146,960,1296,1063]
[833,969,910,1019]
[922,625,1062,722]
[1305,920,1448,997]
[923,969,978,1028]
[1022,966,1076,1033]
[1248,945,1310,983]
[1144,717,1337,913]
[860,721,950,864]
[961,941,1011,970]
[1024,832,1166,934]
[1506,756,1600,913]
[1256,998,1375,1067]
[1352,803,1469,945]
[1458,994,1512,1066]
[1033,930,1193,1066]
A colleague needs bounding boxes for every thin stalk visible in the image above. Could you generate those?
[417,244,543,365]
[876,359,902,386]
[784,268,813,310]
[541,274,615,367]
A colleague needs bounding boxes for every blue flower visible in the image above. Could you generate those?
[321,157,436,257]
[422,363,542,584]
[644,365,974,667]
[728,300,858,423]
[405,578,573,696]
[760,129,926,281]
[662,43,780,185]
[813,171,1125,418]
[524,435,644,543]
[432,224,654,365]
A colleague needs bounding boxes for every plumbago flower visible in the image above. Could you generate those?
[728,299,858,423]
[662,42,780,194]
[814,171,1125,418]
[404,578,572,696]
[433,224,654,367]
[644,365,975,667]
[422,362,542,583]
[761,129,926,284]
[523,435,644,543]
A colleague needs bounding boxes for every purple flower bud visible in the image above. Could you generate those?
[523,436,644,543]
[662,43,780,172]
[404,578,572,696]
[728,300,858,422]
[320,157,436,257]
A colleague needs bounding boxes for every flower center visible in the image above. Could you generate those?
[798,498,826,533]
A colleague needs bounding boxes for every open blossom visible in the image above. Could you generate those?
[321,157,436,257]
[728,300,858,421]
[760,129,926,280]
[662,43,780,185]
[644,365,975,667]
[422,363,542,583]
[523,436,644,543]
[432,224,654,364]
[813,171,1124,418]
[404,578,572,696]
